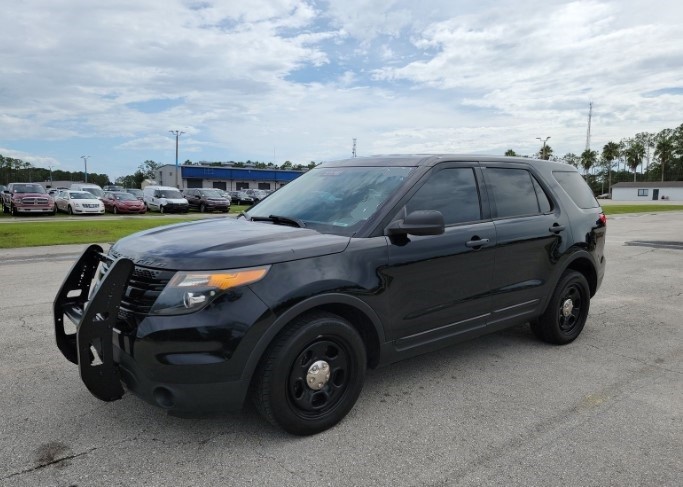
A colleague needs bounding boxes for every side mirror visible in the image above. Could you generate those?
[386,210,445,236]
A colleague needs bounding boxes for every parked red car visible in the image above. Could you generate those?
[103,191,146,214]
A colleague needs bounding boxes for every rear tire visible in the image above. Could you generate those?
[530,270,590,344]
[252,312,366,435]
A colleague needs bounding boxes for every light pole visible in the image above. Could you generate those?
[48,165,53,184]
[536,136,551,160]
[81,155,90,182]
[169,130,185,188]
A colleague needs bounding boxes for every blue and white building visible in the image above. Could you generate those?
[154,164,305,191]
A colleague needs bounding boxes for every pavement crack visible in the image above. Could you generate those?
[1,447,97,481]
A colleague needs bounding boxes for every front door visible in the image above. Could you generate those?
[380,164,496,346]
[653,189,659,201]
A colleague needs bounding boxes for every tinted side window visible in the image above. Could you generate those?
[406,168,481,225]
[531,176,552,213]
[553,171,599,209]
[486,168,540,218]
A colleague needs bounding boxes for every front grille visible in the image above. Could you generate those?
[100,254,175,328]
[83,204,99,208]
[22,197,49,205]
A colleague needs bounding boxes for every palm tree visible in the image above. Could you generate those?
[634,132,655,177]
[602,141,620,193]
[623,140,645,181]
[580,149,597,176]
[538,145,553,160]
[654,130,674,182]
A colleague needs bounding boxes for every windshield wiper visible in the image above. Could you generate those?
[250,214,306,228]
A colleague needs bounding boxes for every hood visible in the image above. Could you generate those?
[111,217,350,270]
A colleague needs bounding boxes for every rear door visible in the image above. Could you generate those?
[380,162,496,346]
[481,164,570,327]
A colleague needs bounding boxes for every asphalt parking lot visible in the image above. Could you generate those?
[1,212,681,486]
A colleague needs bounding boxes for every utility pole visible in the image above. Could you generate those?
[585,102,592,151]
[81,156,90,182]
[352,138,357,158]
[169,130,185,188]
[536,137,550,160]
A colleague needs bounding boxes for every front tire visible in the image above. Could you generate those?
[67,205,73,215]
[159,204,165,214]
[531,270,590,344]
[113,206,118,214]
[199,203,206,213]
[252,312,366,435]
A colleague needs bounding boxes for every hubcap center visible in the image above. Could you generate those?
[562,298,574,317]
[306,360,330,390]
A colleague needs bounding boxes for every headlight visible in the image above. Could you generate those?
[150,266,270,315]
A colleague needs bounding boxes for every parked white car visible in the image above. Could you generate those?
[69,183,105,199]
[55,190,105,215]
[142,185,189,213]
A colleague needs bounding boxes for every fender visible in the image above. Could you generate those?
[541,247,600,311]
[239,293,386,383]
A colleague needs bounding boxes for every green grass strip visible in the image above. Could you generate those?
[602,205,683,215]
[0,218,198,249]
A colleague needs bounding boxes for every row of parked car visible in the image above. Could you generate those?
[1,182,272,216]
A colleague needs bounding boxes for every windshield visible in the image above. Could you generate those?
[246,166,414,236]
[126,189,142,196]
[114,193,137,201]
[83,187,104,198]
[202,190,224,198]
[70,192,96,199]
[14,184,46,194]
[158,190,183,198]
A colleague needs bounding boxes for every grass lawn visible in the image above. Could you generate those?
[1,204,682,249]
[0,217,200,249]
[601,205,683,215]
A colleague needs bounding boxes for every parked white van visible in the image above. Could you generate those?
[70,183,105,199]
[142,185,189,213]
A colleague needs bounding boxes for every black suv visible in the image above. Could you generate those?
[183,188,231,213]
[54,155,606,435]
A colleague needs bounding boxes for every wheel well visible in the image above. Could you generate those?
[283,304,381,370]
[566,257,598,297]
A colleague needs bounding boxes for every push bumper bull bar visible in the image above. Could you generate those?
[53,244,134,402]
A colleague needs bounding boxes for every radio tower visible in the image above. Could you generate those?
[352,138,357,157]
[585,102,592,150]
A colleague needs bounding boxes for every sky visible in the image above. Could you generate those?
[1,0,682,182]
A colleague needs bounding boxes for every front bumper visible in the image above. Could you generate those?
[53,246,269,413]
[16,206,54,213]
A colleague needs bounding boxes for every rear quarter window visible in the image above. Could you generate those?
[552,171,599,209]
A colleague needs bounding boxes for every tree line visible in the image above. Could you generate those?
[0,154,109,187]
[506,122,683,194]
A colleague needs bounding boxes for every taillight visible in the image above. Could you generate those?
[598,213,607,226]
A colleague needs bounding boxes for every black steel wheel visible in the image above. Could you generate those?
[252,312,366,435]
[531,270,590,345]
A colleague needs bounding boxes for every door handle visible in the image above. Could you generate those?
[466,237,490,248]
[549,224,565,233]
